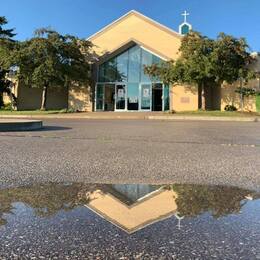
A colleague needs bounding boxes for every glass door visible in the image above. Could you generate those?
[127,83,139,110]
[104,84,115,111]
[95,84,104,111]
[152,83,163,111]
[140,84,151,111]
[115,84,126,110]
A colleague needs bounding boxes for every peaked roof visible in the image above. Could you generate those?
[87,10,182,41]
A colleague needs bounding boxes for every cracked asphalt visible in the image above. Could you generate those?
[0,119,260,190]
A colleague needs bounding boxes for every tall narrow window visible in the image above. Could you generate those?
[141,49,153,82]
[128,46,141,82]
[116,51,128,82]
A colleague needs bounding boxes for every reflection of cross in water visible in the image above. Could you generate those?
[174,212,184,230]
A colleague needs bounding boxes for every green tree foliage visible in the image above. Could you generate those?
[145,31,256,110]
[0,16,16,38]
[212,33,254,83]
[0,183,108,226]
[170,184,257,218]
[0,16,16,108]
[235,87,256,97]
[0,183,84,226]
[10,28,93,110]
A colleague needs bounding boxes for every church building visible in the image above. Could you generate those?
[13,10,259,112]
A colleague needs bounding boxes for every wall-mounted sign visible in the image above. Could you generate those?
[180,97,190,103]
[143,88,150,98]
[118,89,125,98]
[129,96,138,103]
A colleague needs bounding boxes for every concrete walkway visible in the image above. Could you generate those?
[0,112,259,122]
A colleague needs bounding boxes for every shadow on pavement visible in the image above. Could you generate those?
[41,126,72,131]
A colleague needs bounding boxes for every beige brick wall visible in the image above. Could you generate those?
[17,82,68,110]
[171,84,198,111]
[221,82,256,112]
[68,84,92,112]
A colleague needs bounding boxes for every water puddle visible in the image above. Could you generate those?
[0,183,260,259]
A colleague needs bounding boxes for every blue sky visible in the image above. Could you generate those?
[1,0,260,51]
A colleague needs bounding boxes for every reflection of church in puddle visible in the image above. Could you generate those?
[0,183,254,232]
[85,184,179,234]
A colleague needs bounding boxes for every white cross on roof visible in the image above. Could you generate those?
[182,10,190,23]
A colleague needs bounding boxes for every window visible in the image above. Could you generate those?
[127,83,139,110]
[116,51,128,82]
[128,46,141,82]
[141,49,153,82]
[97,45,163,84]
[181,24,190,35]
[96,45,165,111]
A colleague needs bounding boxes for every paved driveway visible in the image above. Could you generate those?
[1,119,260,190]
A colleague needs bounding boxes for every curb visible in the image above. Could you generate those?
[0,114,259,122]
[0,119,43,131]
[147,115,259,122]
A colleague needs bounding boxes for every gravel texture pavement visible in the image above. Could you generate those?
[0,119,260,190]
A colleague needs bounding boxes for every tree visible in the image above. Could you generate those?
[0,16,16,108]
[0,16,16,38]
[145,31,255,110]
[10,28,93,110]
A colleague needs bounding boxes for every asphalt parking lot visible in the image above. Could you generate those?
[0,119,260,190]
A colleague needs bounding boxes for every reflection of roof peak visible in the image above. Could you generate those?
[85,185,178,234]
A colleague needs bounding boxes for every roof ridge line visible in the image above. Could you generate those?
[86,10,181,41]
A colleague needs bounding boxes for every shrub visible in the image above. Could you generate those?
[2,102,12,110]
[224,105,237,111]
[235,87,256,97]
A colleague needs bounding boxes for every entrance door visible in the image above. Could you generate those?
[96,84,104,111]
[115,84,126,110]
[104,84,115,111]
[140,84,151,110]
[152,84,163,111]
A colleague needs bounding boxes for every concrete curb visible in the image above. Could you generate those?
[0,114,259,122]
[0,119,43,131]
[147,115,259,122]
[0,114,146,120]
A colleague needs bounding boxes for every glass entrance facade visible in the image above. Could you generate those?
[95,45,170,111]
